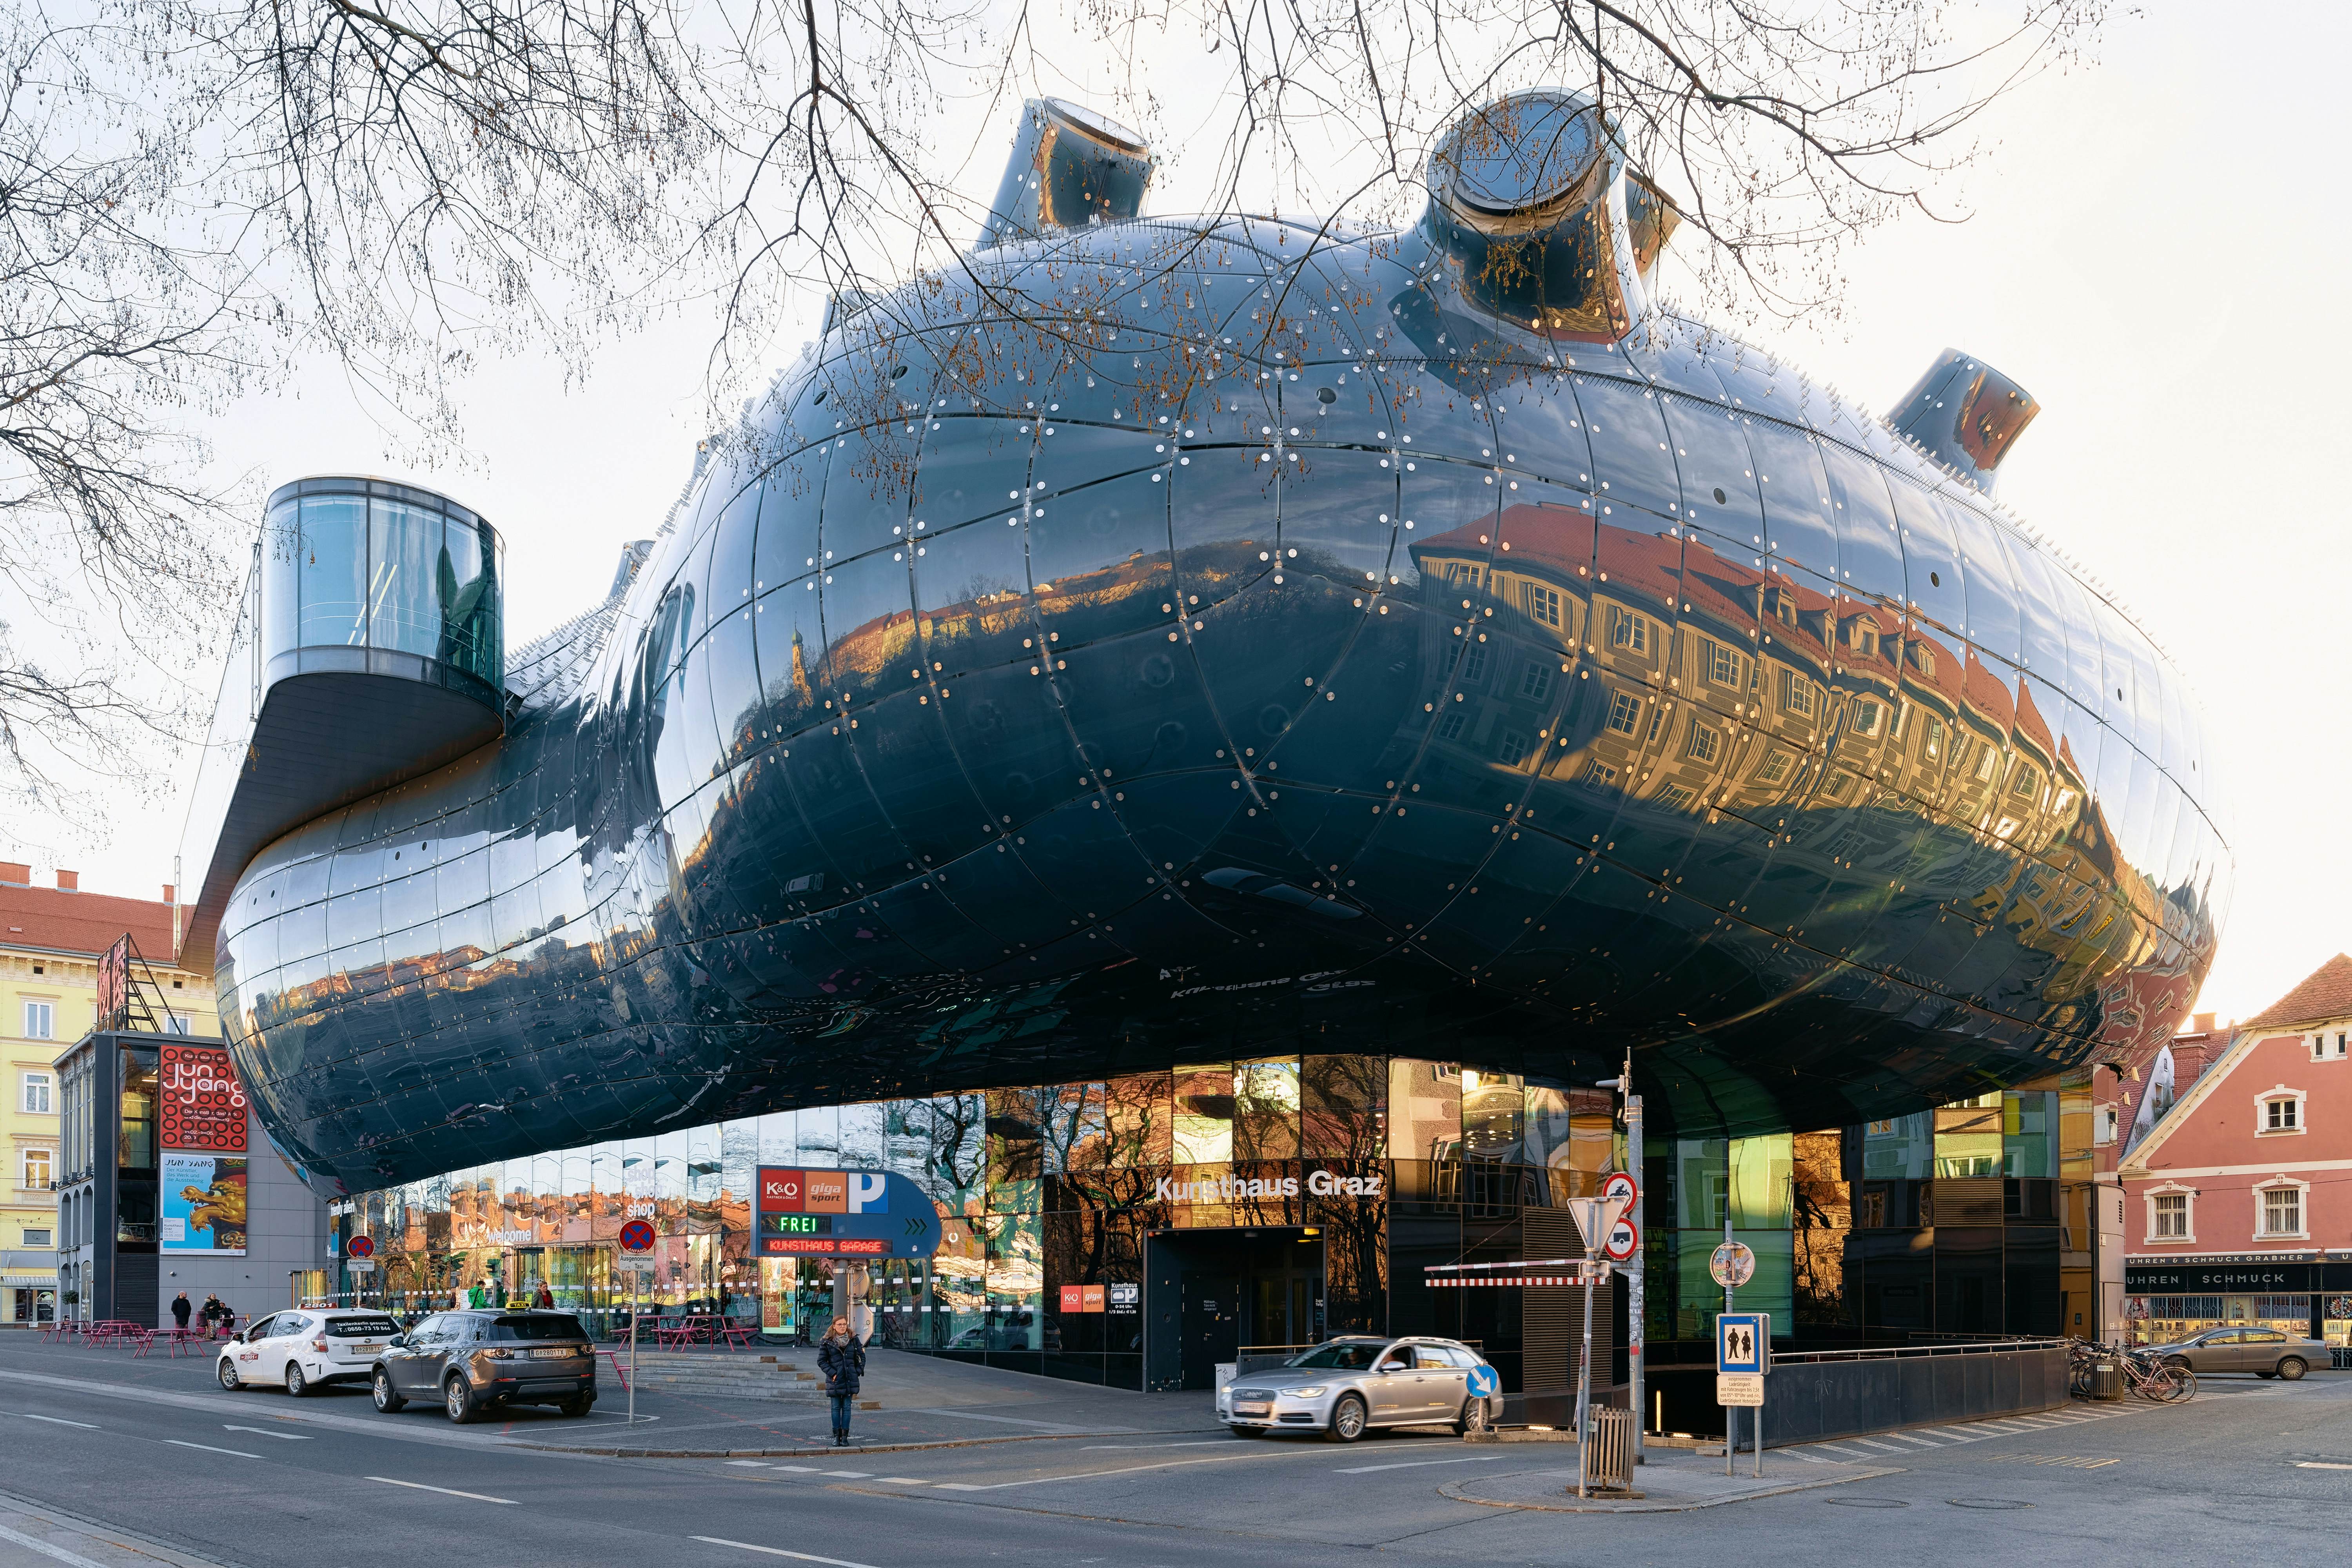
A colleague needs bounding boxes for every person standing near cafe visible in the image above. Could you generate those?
[170,1292,191,1334]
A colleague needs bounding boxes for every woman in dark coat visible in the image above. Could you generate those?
[816,1316,864,1446]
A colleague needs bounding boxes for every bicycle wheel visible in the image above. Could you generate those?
[2163,1368,2196,1402]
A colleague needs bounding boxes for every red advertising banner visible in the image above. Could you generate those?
[760,1237,889,1256]
[160,1044,248,1154]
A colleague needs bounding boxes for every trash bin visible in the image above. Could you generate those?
[2089,1360,2123,1401]
[1583,1407,1636,1493]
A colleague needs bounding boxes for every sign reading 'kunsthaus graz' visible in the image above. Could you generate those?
[753,1168,942,1258]
[1154,1170,1385,1202]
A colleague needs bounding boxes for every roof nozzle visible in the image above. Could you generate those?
[978,98,1153,250]
[1890,350,2040,491]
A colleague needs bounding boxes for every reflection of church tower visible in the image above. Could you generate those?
[789,629,812,702]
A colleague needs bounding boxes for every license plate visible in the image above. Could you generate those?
[529,1347,575,1359]
[353,1344,382,1355]
[1234,1402,1270,1416]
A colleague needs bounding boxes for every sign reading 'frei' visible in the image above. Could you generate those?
[754,1168,942,1259]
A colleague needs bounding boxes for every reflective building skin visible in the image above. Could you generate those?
[203,92,2227,1191]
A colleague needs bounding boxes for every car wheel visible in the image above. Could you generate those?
[2279,1357,2308,1381]
[556,1393,593,1418]
[372,1368,407,1413]
[1323,1394,1368,1444]
[444,1374,477,1425]
[284,1362,309,1398]
[217,1360,241,1392]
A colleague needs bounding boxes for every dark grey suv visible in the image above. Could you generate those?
[370,1310,597,1422]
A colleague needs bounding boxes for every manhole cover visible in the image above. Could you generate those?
[1822,1497,1909,1508]
[1947,1499,2034,1510]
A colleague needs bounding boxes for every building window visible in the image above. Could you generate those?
[2152,1192,2189,1240]
[165,1016,191,1036]
[21,1149,50,1189]
[2312,1031,2348,1062]
[20,1228,49,1247]
[1684,724,1721,764]
[1581,759,1619,787]
[1606,692,1642,736]
[2011,762,2042,801]
[1975,745,2002,782]
[1608,608,1650,655]
[1436,711,1467,741]
[1848,620,1878,657]
[21,1073,51,1114]
[1460,643,1488,683]
[1822,769,1857,801]
[2096,1106,2118,1146]
[1519,582,1561,628]
[1659,783,1697,811]
[1780,670,1815,718]
[1922,716,1945,762]
[1708,640,1740,686]
[2259,1185,2304,1238]
[1519,662,1552,703]
[1851,699,1884,738]
[1755,750,1792,785]
[1497,731,1529,766]
[2257,1087,2306,1135]
[22,1002,52,1040]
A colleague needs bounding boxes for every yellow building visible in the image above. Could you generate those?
[0,863,217,1324]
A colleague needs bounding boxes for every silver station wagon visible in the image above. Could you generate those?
[1219,1336,1501,1442]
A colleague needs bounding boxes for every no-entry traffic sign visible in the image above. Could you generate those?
[346,1234,374,1259]
[619,1219,657,1253]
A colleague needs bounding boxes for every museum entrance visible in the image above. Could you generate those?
[1145,1227,1325,1391]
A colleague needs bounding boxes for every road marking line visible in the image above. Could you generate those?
[367,1476,518,1504]
[920,1445,1334,1492]
[2294,1461,2352,1470]
[1810,1444,1873,1458]
[691,1535,882,1567]
[1786,1449,1828,1464]
[1883,1434,1942,1447]
[0,1519,116,1568]
[771,1465,820,1473]
[726,1460,768,1467]
[1848,1439,1904,1452]
[223,1425,314,1440]
[166,1440,261,1459]
[1918,1428,1979,1441]
[820,1470,871,1478]
[1082,1441,1232,1450]
[933,1484,991,1491]
[1333,1456,1512,1474]
[18,1415,98,1430]
[903,1408,1132,1433]
[874,1477,929,1485]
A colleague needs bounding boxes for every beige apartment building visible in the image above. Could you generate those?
[0,863,216,1324]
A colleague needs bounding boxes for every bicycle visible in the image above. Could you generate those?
[2118,1345,2195,1403]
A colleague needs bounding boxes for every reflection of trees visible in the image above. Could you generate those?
[1790,1130,1851,1329]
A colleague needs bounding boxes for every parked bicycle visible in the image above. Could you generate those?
[2067,1337,2194,1403]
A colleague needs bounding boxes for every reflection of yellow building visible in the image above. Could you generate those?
[0,866,218,1325]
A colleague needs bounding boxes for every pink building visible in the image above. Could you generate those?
[2118,955,2352,1345]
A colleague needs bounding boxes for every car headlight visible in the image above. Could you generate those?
[1286,1387,1327,1398]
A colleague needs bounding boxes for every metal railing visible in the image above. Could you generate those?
[1769,1336,2067,1365]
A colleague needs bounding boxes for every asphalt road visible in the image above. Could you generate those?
[2,1356,2348,1567]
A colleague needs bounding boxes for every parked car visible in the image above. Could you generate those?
[217,1308,401,1397]
[1218,1336,1501,1441]
[370,1310,597,1422]
[2146,1325,2325,1379]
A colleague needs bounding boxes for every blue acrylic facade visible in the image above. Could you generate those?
[198,93,2226,1192]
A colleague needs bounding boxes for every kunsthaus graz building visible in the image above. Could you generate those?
[177,92,2224,1405]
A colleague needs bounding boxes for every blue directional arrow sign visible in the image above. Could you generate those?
[1466,1364,1500,1400]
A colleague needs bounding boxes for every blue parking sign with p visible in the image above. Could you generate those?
[1717,1312,1768,1374]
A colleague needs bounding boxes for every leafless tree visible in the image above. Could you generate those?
[0,0,2102,845]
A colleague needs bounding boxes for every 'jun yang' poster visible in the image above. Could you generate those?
[160,1153,248,1255]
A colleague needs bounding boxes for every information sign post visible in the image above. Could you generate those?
[619,1219,657,1425]
[1708,1238,1756,1475]
[1715,1310,1769,1477]
[1619,1065,1644,1468]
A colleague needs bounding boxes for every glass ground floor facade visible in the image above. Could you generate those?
[318,1056,2098,1397]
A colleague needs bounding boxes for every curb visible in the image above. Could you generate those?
[519,1427,1218,1459]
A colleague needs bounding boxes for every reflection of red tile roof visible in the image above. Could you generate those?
[0,882,176,961]
[1961,650,2015,733]
[2241,953,2352,1031]
[2013,677,2056,762]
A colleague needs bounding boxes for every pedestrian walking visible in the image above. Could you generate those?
[170,1292,191,1334]
[817,1316,864,1447]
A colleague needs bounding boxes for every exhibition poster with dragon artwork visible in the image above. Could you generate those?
[160,1044,249,1254]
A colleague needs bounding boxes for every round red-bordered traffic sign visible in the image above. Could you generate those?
[346,1234,375,1259]
[1602,1170,1639,1210]
[619,1219,657,1253]
[1602,1216,1639,1262]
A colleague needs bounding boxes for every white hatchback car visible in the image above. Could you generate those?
[218,1308,402,1397]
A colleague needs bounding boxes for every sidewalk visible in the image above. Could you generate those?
[0,1491,237,1568]
[0,1335,1220,1457]
[1439,1448,1902,1513]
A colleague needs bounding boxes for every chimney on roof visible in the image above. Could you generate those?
[0,862,27,886]
[54,869,77,892]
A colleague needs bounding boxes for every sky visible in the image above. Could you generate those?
[19,0,2348,1029]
